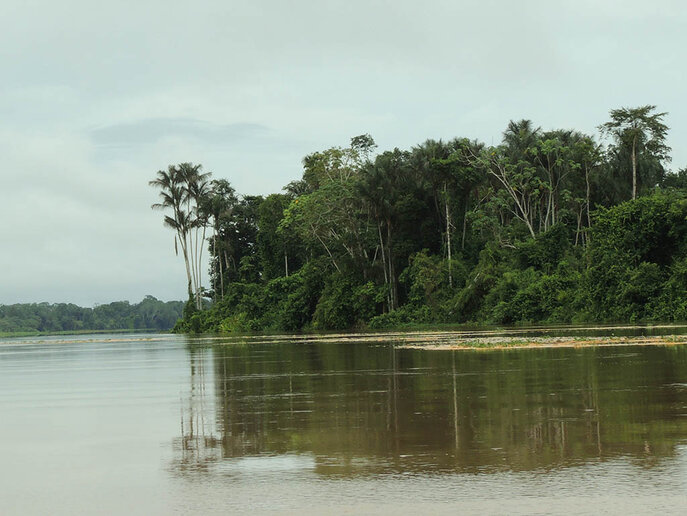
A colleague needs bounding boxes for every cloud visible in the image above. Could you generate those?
[0,128,188,305]
[1,0,687,305]
[90,118,270,147]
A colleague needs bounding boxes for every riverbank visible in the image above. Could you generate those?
[6,324,687,351]
[0,328,168,339]
[397,334,687,350]
[180,324,687,350]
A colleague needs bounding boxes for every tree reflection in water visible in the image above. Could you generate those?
[171,340,687,477]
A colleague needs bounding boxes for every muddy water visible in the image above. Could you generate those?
[2,332,687,514]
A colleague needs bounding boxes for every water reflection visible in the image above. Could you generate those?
[172,340,687,477]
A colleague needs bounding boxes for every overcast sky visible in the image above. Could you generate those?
[2,0,686,305]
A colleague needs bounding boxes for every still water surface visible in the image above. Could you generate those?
[2,332,687,514]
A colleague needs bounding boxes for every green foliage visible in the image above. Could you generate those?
[257,193,304,281]
[652,257,687,321]
[588,192,687,267]
[482,265,581,324]
[661,168,687,190]
[513,224,572,273]
[312,276,379,330]
[582,192,687,321]
[167,107,687,333]
[182,258,328,333]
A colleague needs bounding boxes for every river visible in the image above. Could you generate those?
[1,332,687,514]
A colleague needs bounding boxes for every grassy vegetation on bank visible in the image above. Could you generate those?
[0,328,173,339]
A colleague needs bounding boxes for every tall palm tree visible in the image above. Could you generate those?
[150,163,212,309]
[150,166,194,300]
[188,174,211,309]
[502,119,541,161]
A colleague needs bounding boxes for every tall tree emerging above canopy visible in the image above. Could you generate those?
[599,106,671,200]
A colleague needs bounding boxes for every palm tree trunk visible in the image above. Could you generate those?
[189,228,199,309]
[180,231,193,300]
[194,227,200,309]
[213,230,218,302]
[197,224,207,309]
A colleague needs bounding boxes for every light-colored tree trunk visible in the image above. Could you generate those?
[197,224,207,309]
[187,229,196,307]
[585,163,592,246]
[190,227,199,309]
[213,230,219,302]
[378,222,390,311]
[386,221,397,311]
[222,250,230,299]
[180,231,193,300]
[631,135,638,200]
[444,183,453,288]
[461,198,468,251]
[585,165,591,229]
[312,224,341,273]
[196,227,202,309]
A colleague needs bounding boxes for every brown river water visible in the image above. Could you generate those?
[2,331,687,514]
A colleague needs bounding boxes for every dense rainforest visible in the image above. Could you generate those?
[0,296,184,334]
[149,105,687,333]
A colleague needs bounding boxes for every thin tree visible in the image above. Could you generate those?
[599,106,670,200]
[203,179,237,300]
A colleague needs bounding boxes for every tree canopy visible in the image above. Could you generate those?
[148,106,687,333]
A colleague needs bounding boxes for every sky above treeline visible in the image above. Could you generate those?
[2,0,686,306]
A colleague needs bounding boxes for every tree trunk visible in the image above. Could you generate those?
[222,250,230,299]
[631,135,637,200]
[188,228,198,309]
[378,222,390,311]
[284,250,289,277]
[585,165,591,229]
[313,224,341,273]
[461,198,468,251]
[218,246,224,300]
[585,164,592,246]
[386,221,397,311]
[192,227,200,310]
[444,183,453,288]
[180,232,193,301]
[213,231,218,302]
[197,224,207,310]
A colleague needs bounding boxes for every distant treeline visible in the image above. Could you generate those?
[148,105,687,332]
[0,296,184,334]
